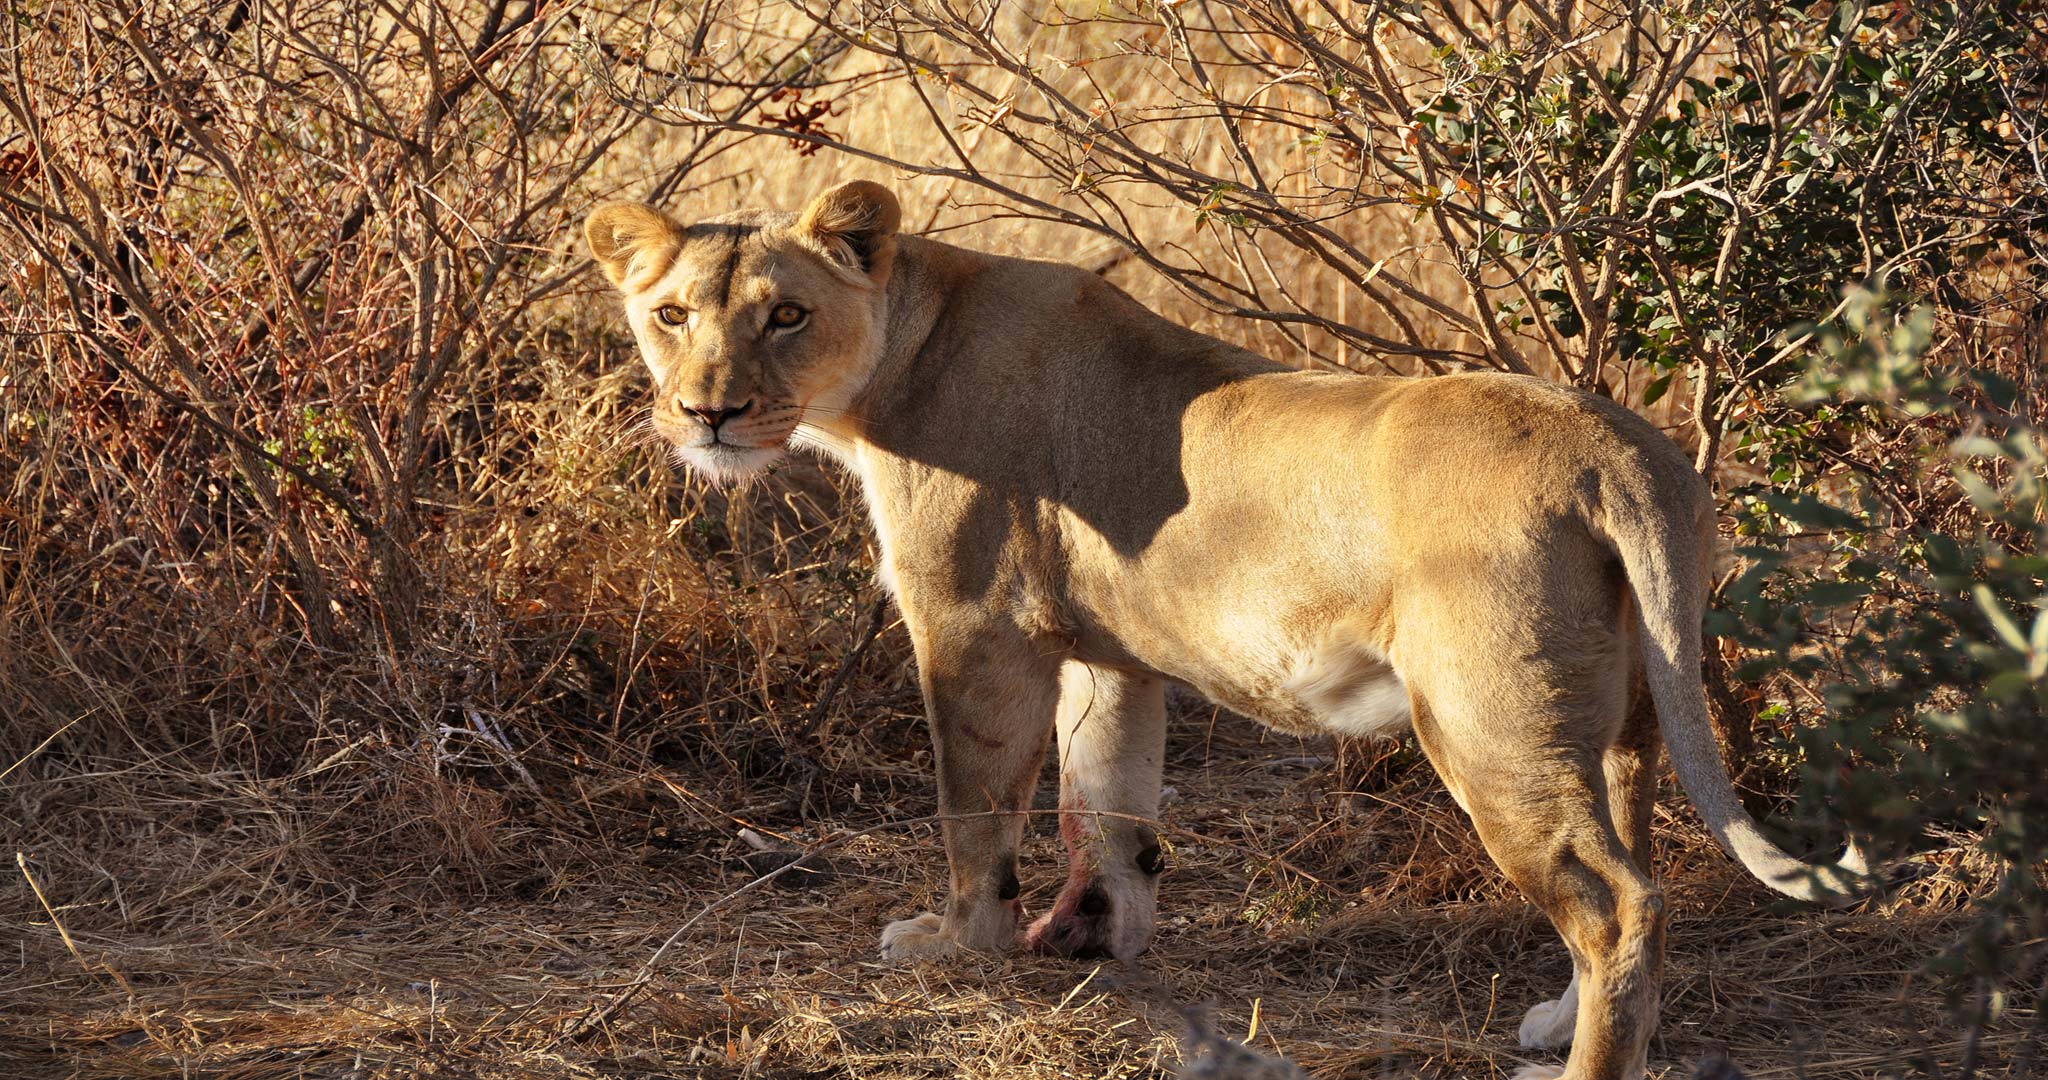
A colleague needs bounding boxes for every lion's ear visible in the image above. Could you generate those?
[586,202,683,291]
[797,180,901,279]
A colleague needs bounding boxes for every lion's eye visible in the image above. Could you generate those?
[768,302,807,330]
[655,305,688,327]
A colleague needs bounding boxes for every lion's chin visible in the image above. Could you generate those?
[674,442,785,489]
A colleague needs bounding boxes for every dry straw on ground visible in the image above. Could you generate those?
[0,691,2018,1079]
[1,1,2037,1078]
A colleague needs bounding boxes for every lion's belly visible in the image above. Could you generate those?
[1075,547,1413,740]
[1271,633,1414,738]
[1162,622,1413,740]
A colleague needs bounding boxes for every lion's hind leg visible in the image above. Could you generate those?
[1396,580,1662,1080]
[1419,706,1665,1080]
[1518,679,1663,1052]
[1518,967,1582,1051]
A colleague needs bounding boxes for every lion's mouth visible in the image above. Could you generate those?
[651,420,792,454]
[700,428,793,452]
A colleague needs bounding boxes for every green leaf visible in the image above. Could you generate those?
[1975,584,2030,653]
[1924,533,1968,576]
[2030,608,2048,679]
[1641,371,1675,406]
[1804,579,1873,607]
[1756,491,1862,530]
[1733,657,1784,680]
[1832,0,1866,35]
[1985,669,2034,700]
[1725,550,1786,601]
[1952,435,2005,459]
[1954,466,2003,513]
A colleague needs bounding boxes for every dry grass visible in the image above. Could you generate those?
[0,2,2036,1078]
[2,657,2025,1078]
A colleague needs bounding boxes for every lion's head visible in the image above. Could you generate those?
[585,181,901,486]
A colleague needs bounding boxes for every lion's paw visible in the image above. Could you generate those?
[879,912,955,962]
[1509,1066,1566,1080]
[1517,979,1579,1049]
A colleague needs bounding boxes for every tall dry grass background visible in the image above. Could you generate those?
[2,1,2042,1077]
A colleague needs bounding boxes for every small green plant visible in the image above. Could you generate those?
[1241,878,1332,932]
[260,406,358,485]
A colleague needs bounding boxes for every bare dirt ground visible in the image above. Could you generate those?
[3,689,2013,1080]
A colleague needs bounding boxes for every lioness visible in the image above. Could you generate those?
[585,181,1867,1080]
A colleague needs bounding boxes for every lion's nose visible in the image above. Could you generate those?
[683,401,752,430]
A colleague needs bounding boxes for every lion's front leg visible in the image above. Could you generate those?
[879,619,1061,962]
[1025,662,1167,960]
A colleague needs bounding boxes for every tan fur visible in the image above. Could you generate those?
[586,182,1869,1080]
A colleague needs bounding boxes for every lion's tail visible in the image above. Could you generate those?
[1600,467,1871,906]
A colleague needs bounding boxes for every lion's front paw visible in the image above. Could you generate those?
[1509,1066,1566,1080]
[879,912,955,961]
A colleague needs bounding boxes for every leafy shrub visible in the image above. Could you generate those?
[1719,284,2044,1034]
